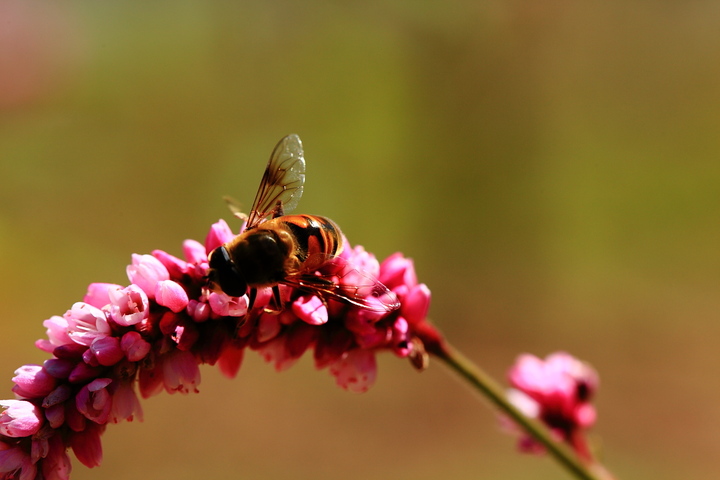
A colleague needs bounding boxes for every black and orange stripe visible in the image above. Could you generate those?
[281,215,343,268]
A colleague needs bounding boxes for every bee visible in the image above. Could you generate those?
[207,134,399,313]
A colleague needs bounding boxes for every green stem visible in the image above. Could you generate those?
[433,342,609,480]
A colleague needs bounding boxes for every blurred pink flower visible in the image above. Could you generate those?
[506,352,599,459]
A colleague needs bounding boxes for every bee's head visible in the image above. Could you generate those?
[207,245,247,297]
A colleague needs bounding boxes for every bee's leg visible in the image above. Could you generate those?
[263,285,284,315]
[247,288,257,310]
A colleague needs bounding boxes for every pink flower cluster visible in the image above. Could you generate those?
[506,352,599,459]
[0,220,436,479]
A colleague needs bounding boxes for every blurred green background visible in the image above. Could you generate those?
[1,1,719,478]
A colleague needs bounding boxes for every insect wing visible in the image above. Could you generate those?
[284,258,400,313]
[245,134,306,229]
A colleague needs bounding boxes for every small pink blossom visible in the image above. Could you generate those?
[40,434,71,480]
[36,316,72,353]
[506,352,599,458]
[292,295,328,325]
[126,254,169,299]
[107,284,149,326]
[151,249,189,279]
[89,336,124,367]
[329,349,377,393]
[12,365,57,399]
[0,442,36,480]
[182,239,207,265]
[0,400,43,437]
[120,332,150,362]
[204,219,235,253]
[155,280,189,313]
[69,422,105,468]
[216,344,244,379]
[208,292,248,317]
[256,313,282,343]
[64,302,110,346]
[76,378,112,424]
[83,283,121,309]
[256,336,301,372]
[161,350,201,395]
[379,252,417,289]
[400,284,431,325]
[186,300,210,322]
[109,379,143,423]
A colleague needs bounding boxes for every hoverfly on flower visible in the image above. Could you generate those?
[207,134,400,314]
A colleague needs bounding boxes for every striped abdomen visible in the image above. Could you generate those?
[278,214,343,271]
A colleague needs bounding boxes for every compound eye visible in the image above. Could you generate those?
[208,246,247,297]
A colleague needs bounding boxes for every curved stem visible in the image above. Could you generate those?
[432,342,613,480]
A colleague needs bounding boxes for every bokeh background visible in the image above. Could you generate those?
[1,1,719,478]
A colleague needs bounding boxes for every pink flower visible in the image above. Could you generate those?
[151,249,190,279]
[126,254,169,299]
[328,349,377,393]
[64,302,110,346]
[83,283,122,309]
[208,292,248,317]
[40,434,71,480]
[182,239,207,265]
[154,280,189,313]
[76,378,112,424]
[506,352,598,458]
[12,365,57,399]
[89,336,124,367]
[0,400,43,437]
[379,252,417,290]
[69,422,105,468]
[107,284,149,326]
[120,332,150,362]
[162,350,201,394]
[0,442,36,480]
[256,336,301,372]
[186,300,210,322]
[109,379,143,423]
[292,295,328,325]
[204,219,235,253]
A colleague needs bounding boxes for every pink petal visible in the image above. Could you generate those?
[292,295,328,325]
[204,219,235,253]
[0,400,43,437]
[120,332,151,362]
[12,365,57,399]
[329,349,377,394]
[90,336,124,367]
[126,254,169,299]
[155,280,189,313]
[83,283,121,309]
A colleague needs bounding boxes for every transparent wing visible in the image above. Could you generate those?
[283,257,400,313]
[245,134,306,229]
